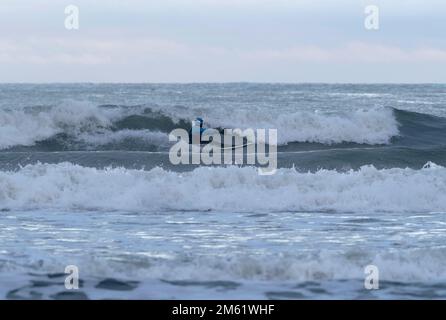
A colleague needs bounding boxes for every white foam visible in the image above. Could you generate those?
[152,106,400,145]
[1,246,445,287]
[0,101,121,149]
[0,101,400,149]
[78,129,170,147]
[0,162,445,213]
[120,248,446,283]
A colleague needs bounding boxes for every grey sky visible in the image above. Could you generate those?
[1,0,445,82]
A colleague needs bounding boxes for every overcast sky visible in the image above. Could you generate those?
[1,0,445,83]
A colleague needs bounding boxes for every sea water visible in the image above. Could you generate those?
[0,83,446,299]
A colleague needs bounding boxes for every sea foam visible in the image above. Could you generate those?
[0,101,119,149]
[0,162,444,213]
[0,102,400,149]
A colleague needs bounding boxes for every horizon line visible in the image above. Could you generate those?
[1,81,445,85]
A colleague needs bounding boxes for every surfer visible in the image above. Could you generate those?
[189,117,207,144]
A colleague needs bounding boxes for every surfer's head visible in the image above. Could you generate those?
[195,117,204,128]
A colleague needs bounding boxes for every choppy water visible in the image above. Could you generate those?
[1,83,446,299]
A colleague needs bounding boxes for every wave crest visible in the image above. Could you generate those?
[1,162,445,213]
[0,101,401,150]
[206,107,400,145]
[0,101,118,149]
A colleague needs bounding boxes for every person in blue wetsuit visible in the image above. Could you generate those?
[189,117,207,144]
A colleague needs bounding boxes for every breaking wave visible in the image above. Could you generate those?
[0,102,403,150]
[1,162,445,213]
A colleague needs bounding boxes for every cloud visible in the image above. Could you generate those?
[0,37,189,65]
[2,36,446,66]
[243,43,446,63]
[1,0,445,82]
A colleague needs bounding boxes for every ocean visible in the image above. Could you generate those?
[0,83,446,299]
